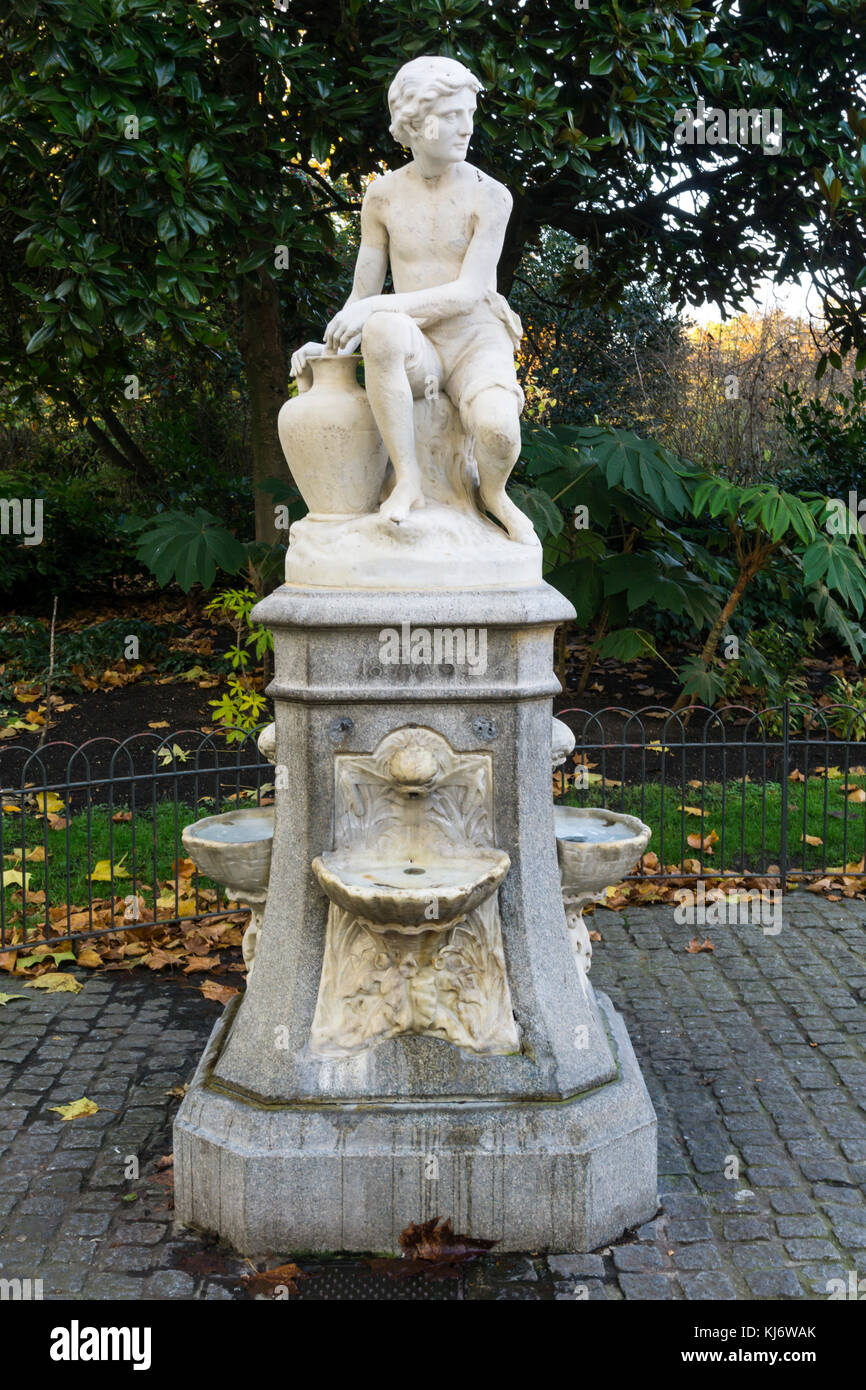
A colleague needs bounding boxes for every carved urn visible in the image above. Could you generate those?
[277,353,388,519]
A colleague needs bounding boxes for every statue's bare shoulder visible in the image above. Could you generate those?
[363,162,511,231]
[462,163,513,220]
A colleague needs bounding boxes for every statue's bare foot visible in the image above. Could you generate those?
[482,488,541,546]
[379,482,426,524]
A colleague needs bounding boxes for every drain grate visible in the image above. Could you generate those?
[291,1261,462,1300]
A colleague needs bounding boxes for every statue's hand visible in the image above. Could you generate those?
[290,341,326,392]
[325,300,375,353]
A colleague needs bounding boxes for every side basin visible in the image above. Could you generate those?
[311,847,510,931]
[182,807,274,896]
[554,806,650,897]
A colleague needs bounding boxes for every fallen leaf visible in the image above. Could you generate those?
[804,834,823,847]
[76,947,104,969]
[143,948,180,971]
[148,721,170,729]
[678,805,704,817]
[4,846,46,863]
[849,788,866,803]
[23,972,82,994]
[183,954,220,973]
[686,830,719,853]
[155,1154,174,1171]
[34,791,66,815]
[370,1217,498,1281]
[17,949,74,969]
[0,868,31,892]
[685,937,714,954]
[0,992,26,1006]
[200,980,239,1005]
[89,856,131,882]
[112,811,133,823]
[48,1097,98,1121]
[239,1263,308,1297]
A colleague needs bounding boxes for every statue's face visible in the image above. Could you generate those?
[413,87,476,162]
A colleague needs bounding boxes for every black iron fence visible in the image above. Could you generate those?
[3,701,866,953]
[556,701,866,888]
[1,727,272,953]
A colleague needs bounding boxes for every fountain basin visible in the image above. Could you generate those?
[554,807,650,896]
[311,847,510,931]
[181,807,274,897]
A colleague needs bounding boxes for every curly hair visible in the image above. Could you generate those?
[387,55,483,147]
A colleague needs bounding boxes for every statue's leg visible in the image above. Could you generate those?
[464,387,539,546]
[361,311,442,524]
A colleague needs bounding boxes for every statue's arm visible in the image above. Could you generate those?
[293,183,390,377]
[344,190,389,306]
[325,178,513,351]
[382,180,512,326]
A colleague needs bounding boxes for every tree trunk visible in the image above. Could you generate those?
[239,273,289,547]
[498,196,531,297]
[671,546,774,711]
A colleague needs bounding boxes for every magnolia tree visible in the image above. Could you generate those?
[1,0,864,557]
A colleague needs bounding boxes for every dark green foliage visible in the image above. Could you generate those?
[123,509,248,593]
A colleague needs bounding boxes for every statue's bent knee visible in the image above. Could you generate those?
[361,310,413,359]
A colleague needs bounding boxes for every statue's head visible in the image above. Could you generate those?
[388,55,483,160]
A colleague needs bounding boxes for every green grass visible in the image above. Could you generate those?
[1,799,237,938]
[4,773,865,945]
[561,776,866,876]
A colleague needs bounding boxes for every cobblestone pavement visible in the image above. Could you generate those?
[1,890,865,1301]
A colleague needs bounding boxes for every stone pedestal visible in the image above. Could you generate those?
[174,583,657,1253]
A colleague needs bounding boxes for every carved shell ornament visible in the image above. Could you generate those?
[308,726,519,1058]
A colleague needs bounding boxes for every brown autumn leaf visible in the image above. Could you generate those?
[686,830,719,853]
[112,811,133,823]
[174,856,197,882]
[76,946,104,969]
[148,721,170,729]
[239,1262,308,1297]
[370,1217,498,1281]
[686,937,714,954]
[143,948,180,971]
[804,834,823,847]
[5,845,47,863]
[849,788,866,803]
[788,768,806,782]
[678,805,704,817]
[200,979,240,1005]
[183,954,220,973]
[154,1153,174,1171]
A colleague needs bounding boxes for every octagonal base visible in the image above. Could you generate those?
[174,990,657,1256]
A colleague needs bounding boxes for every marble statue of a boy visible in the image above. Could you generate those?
[291,55,536,547]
